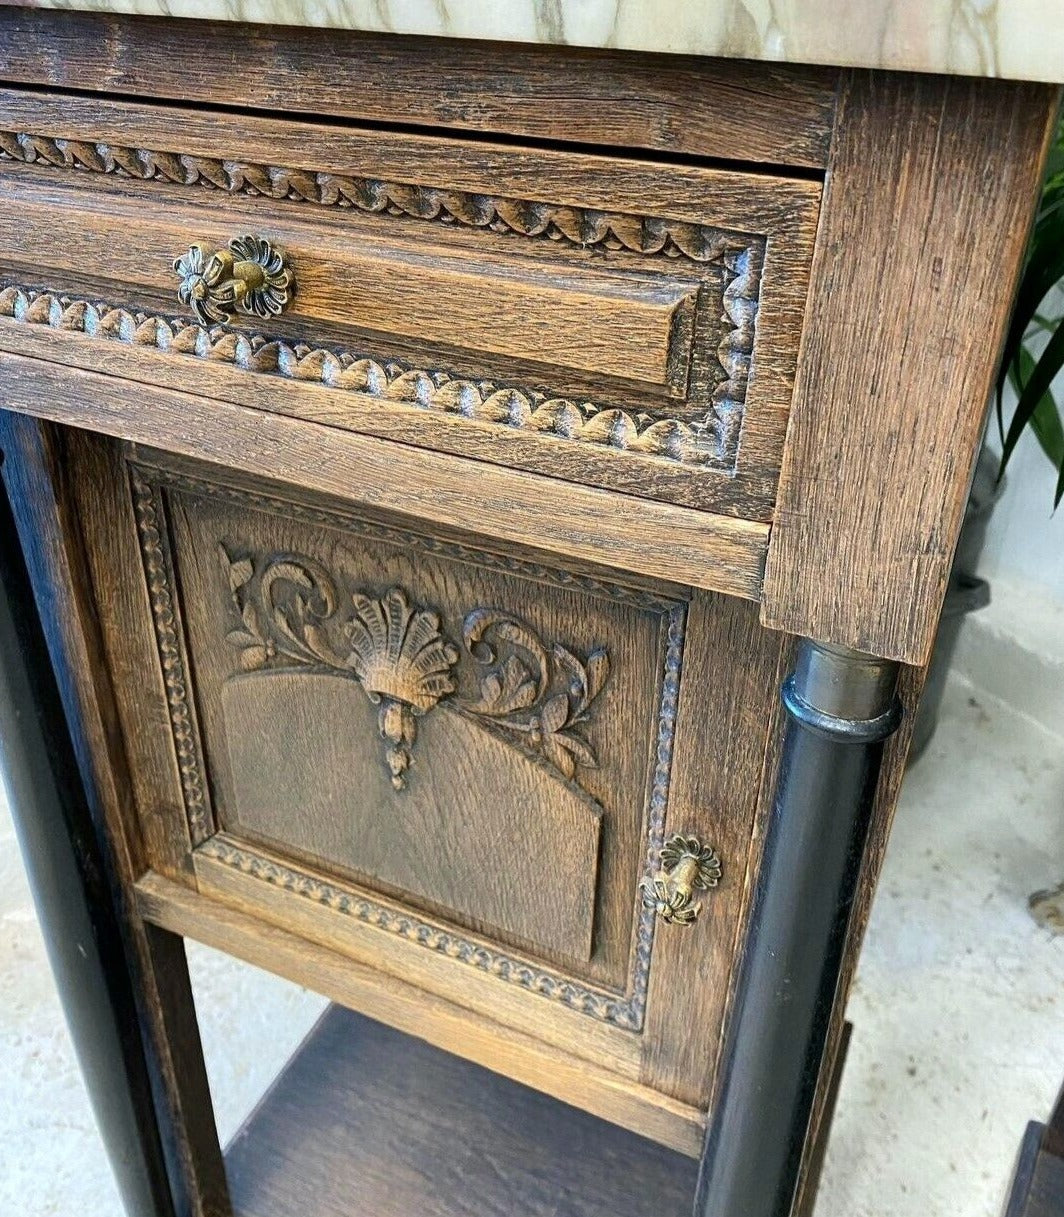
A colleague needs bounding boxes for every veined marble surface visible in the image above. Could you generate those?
[17,0,1064,81]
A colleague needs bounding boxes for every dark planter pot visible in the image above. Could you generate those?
[910,448,1003,760]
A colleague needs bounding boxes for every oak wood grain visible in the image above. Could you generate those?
[160,465,665,987]
[64,429,197,882]
[0,352,770,600]
[641,592,786,1106]
[761,72,1061,664]
[191,843,645,1085]
[0,302,774,519]
[66,435,787,1127]
[2,41,1046,1217]
[221,679,603,966]
[0,88,823,232]
[0,169,702,392]
[0,10,839,169]
[139,922,230,1217]
[73,437,658,1090]
[136,872,706,1156]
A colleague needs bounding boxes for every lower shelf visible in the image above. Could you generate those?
[225,1004,699,1217]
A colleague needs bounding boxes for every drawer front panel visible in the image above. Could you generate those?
[0,90,821,522]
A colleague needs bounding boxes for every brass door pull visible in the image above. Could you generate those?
[173,235,292,326]
[640,833,721,925]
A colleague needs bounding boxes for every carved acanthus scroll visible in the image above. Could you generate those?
[131,468,682,1030]
[220,546,609,790]
[462,610,609,781]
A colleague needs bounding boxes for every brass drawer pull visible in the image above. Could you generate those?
[173,235,292,326]
[640,834,721,925]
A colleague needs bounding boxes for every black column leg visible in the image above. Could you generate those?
[696,640,903,1217]
[0,451,175,1217]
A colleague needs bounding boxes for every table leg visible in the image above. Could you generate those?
[0,446,174,1217]
[696,641,903,1217]
[1004,1078,1064,1217]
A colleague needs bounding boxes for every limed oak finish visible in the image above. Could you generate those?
[0,12,1057,1217]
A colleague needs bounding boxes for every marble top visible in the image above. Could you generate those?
[19,0,1064,82]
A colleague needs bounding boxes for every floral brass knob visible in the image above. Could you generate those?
[640,833,721,926]
[173,235,292,326]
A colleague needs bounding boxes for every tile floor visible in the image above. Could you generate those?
[2,670,1063,1217]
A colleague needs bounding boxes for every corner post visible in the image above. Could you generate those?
[696,640,903,1217]
[0,449,175,1217]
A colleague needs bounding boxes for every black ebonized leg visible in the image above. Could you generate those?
[0,448,174,1217]
[696,640,903,1217]
[1004,1077,1064,1217]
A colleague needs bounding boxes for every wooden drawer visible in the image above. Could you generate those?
[57,426,785,1156]
[0,90,819,531]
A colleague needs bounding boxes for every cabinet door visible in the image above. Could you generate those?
[66,426,783,1154]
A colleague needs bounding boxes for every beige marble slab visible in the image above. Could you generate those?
[15,0,1064,81]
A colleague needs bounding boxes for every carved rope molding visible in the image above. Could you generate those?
[130,465,686,1030]
[0,285,734,468]
[0,131,750,262]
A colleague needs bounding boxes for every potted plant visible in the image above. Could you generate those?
[911,115,1064,756]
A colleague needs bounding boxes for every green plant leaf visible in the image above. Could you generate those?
[1001,320,1064,472]
[1006,345,1064,474]
[1039,194,1064,225]
[998,240,1064,393]
[998,115,1064,508]
[1030,396,1064,476]
[999,117,1064,392]
[992,116,1064,506]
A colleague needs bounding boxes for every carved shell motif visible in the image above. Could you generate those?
[219,547,609,792]
[345,588,460,789]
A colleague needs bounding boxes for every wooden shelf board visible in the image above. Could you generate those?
[225,1004,699,1217]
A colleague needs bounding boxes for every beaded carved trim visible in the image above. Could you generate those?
[0,284,746,468]
[130,470,214,844]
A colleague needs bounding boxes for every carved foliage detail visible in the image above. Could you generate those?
[220,546,608,790]
[462,610,608,781]
[130,467,684,1030]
